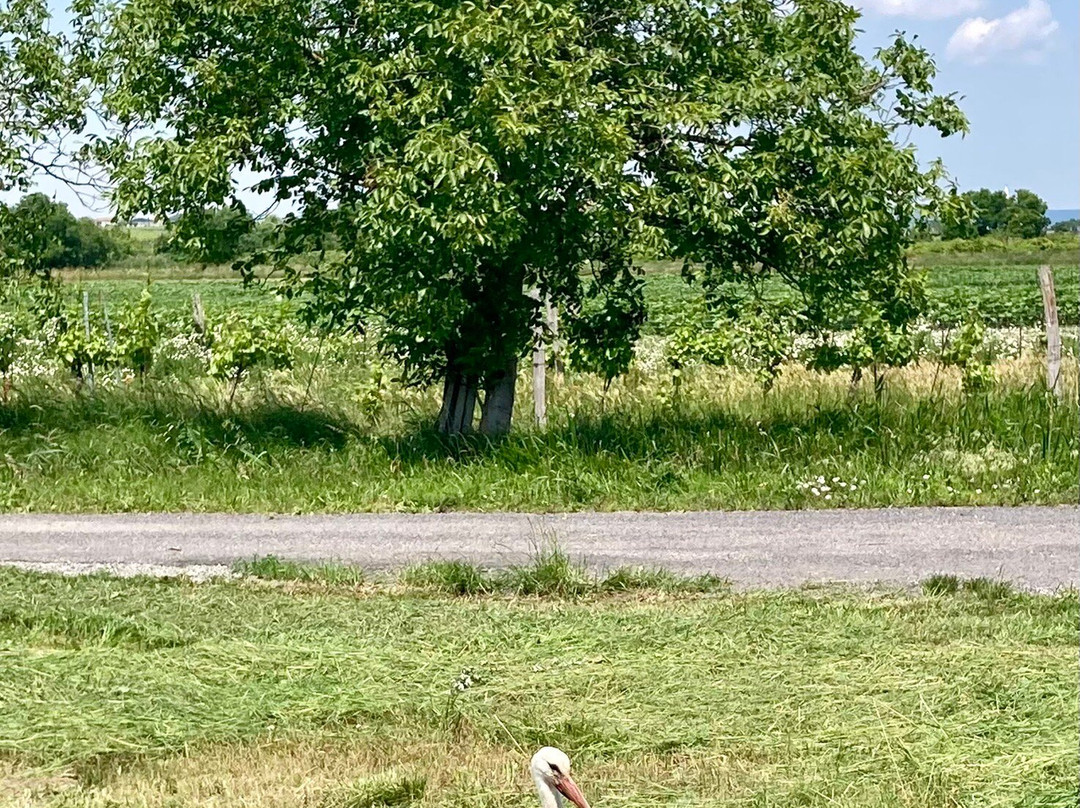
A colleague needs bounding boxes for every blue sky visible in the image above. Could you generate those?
[854,0,1078,209]
[28,0,1080,215]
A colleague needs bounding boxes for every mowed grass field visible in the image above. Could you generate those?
[0,565,1075,808]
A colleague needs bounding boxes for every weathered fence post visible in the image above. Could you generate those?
[82,290,95,392]
[533,320,547,429]
[528,288,548,428]
[1037,265,1062,400]
[192,292,206,336]
[100,292,119,383]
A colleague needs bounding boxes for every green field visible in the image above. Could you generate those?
[57,235,1080,333]
[912,241,1079,327]
[0,566,1074,808]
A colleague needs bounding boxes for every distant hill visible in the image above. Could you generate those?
[1048,209,1079,223]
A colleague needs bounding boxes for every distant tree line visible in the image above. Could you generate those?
[0,194,130,272]
[0,194,285,272]
[940,188,1051,240]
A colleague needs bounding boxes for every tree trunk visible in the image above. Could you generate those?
[437,370,479,435]
[479,357,518,436]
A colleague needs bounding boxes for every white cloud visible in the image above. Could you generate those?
[946,0,1059,64]
[854,0,982,19]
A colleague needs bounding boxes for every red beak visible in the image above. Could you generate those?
[555,775,590,808]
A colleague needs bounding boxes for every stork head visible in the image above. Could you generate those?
[531,747,590,808]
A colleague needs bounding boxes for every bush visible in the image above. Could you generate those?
[114,288,161,377]
[208,308,294,400]
[53,316,111,381]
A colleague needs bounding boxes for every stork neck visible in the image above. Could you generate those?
[533,775,563,808]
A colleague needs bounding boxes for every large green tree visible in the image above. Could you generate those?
[1003,189,1049,239]
[88,0,965,434]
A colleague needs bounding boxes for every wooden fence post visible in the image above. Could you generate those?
[192,292,206,336]
[533,324,547,428]
[528,288,547,428]
[82,290,95,392]
[1037,265,1062,400]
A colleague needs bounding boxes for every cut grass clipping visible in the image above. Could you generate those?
[321,771,427,808]
[0,566,1074,808]
[234,549,730,596]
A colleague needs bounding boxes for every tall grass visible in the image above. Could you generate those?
[0,354,1071,512]
[234,555,366,586]
[0,357,1075,512]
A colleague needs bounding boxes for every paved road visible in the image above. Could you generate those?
[0,507,1076,590]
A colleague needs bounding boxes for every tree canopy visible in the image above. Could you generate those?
[88,0,966,433]
[941,187,1050,240]
[1,192,127,270]
[156,204,272,265]
[1,0,85,190]
[1,0,88,277]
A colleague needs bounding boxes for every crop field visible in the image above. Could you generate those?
[641,241,1079,334]
[0,565,1075,808]
[57,234,1080,333]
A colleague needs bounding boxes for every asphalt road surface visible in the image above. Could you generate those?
[0,506,1075,590]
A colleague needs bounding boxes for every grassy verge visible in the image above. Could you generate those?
[0,359,1075,512]
[0,566,1074,808]
[4,242,1077,513]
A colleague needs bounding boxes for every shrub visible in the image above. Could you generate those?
[53,317,111,381]
[114,287,160,377]
[208,309,294,401]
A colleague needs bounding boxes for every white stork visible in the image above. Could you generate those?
[530,748,591,808]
